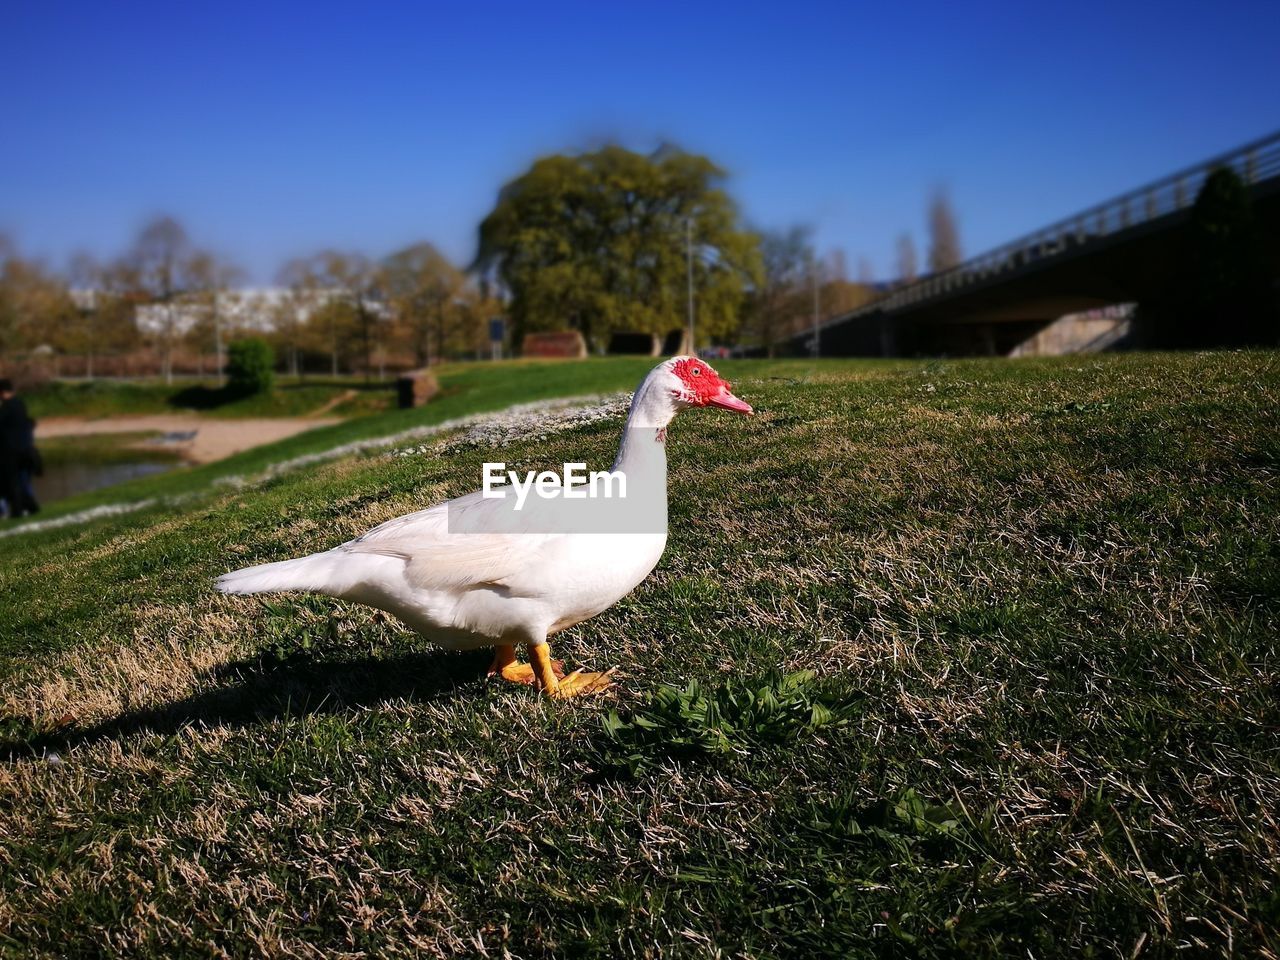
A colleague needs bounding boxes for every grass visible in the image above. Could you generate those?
[0,351,1277,957]
[26,376,397,420]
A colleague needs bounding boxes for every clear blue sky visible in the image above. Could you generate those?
[2,0,1278,283]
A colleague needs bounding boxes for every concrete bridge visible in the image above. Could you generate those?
[795,130,1280,356]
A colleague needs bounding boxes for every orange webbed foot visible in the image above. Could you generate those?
[491,659,566,686]
[544,667,616,698]
[487,644,565,685]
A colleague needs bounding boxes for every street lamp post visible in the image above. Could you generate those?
[215,306,224,386]
[811,256,821,359]
[686,217,695,355]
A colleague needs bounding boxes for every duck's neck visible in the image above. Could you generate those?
[611,377,674,479]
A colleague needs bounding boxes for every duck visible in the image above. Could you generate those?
[216,357,753,697]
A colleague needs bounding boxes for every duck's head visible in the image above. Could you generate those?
[658,355,753,416]
[627,356,753,431]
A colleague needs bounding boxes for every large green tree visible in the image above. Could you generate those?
[474,145,761,349]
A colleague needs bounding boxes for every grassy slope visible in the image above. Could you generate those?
[1,353,1277,957]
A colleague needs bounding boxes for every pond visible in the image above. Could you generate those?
[31,461,177,504]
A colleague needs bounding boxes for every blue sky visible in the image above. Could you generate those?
[2,0,1278,282]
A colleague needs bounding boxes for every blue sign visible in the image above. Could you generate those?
[489,317,506,343]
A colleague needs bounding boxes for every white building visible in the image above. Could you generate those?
[131,287,385,337]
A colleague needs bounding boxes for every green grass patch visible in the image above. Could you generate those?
[0,351,1277,956]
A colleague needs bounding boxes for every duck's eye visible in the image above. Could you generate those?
[692,367,702,376]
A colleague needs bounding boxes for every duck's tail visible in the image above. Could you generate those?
[215,550,344,596]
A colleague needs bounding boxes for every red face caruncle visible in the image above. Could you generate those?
[671,357,753,415]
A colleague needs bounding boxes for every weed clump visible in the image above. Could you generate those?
[812,787,967,855]
[595,670,854,776]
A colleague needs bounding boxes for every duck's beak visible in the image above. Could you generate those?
[708,385,753,415]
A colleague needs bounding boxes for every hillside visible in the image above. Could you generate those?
[1,353,1277,957]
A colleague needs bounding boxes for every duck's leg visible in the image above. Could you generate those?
[488,643,564,686]
[529,643,614,698]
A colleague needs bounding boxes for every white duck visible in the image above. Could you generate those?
[217,357,753,697]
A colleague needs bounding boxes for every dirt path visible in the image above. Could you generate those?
[305,388,359,417]
[36,415,342,464]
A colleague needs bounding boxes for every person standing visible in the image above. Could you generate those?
[0,378,40,518]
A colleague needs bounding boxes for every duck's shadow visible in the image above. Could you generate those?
[3,646,494,762]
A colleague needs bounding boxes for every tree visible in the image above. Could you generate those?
[1136,167,1278,347]
[382,243,473,365]
[896,233,918,283]
[827,249,849,283]
[274,258,324,377]
[816,248,878,317]
[64,257,147,373]
[66,252,106,376]
[741,226,813,357]
[186,251,243,384]
[297,251,384,378]
[128,216,196,384]
[277,252,376,377]
[927,189,963,273]
[474,144,761,349]
[820,275,878,316]
[0,240,74,361]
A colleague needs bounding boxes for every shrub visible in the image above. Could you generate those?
[226,338,275,395]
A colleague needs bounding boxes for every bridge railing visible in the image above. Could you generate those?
[828,129,1280,325]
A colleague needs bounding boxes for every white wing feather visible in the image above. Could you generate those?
[342,489,570,593]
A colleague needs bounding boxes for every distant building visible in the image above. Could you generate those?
[125,288,385,337]
[69,289,102,311]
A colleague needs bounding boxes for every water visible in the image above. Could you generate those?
[30,461,175,504]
